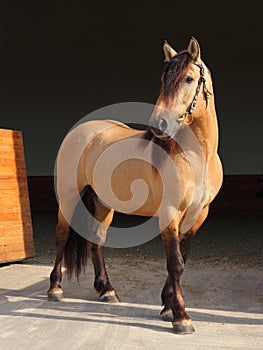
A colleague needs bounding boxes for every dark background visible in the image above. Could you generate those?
[0,0,262,176]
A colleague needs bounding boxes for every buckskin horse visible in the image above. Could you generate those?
[48,37,223,334]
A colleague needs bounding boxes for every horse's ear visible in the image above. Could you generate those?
[163,41,177,62]
[187,37,201,61]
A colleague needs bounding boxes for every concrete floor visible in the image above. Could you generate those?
[0,212,262,349]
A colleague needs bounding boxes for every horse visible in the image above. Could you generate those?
[47,37,223,334]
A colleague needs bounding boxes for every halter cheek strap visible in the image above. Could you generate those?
[177,62,212,124]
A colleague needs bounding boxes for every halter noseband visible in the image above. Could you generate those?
[177,62,212,125]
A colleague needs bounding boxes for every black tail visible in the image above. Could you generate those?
[64,227,89,280]
[63,186,96,280]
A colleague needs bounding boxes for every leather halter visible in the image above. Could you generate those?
[177,62,212,125]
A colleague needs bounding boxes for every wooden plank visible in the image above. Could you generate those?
[0,180,24,190]
[0,167,26,177]
[0,241,33,252]
[0,212,21,221]
[0,247,35,263]
[0,150,24,160]
[0,235,34,246]
[0,204,31,213]
[0,189,29,198]
[0,128,34,263]
[0,219,31,228]
[0,225,33,237]
[0,129,22,138]
[0,143,24,152]
[0,241,35,251]
[0,158,26,169]
[0,197,31,207]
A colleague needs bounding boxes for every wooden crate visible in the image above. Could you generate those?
[0,129,35,263]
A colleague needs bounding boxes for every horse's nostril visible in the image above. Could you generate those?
[158,118,168,132]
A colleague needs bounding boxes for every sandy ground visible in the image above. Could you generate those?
[0,212,262,349]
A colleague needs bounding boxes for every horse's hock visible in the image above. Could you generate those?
[0,128,34,263]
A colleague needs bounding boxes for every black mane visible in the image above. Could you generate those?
[141,129,177,170]
[162,50,193,99]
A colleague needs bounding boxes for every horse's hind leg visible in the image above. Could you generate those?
[91,243,119,302]
[90,195,119,303]
[47,210,70,301]
[48,188,81,301]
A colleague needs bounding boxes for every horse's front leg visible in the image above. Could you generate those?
[160,231,193,322]
[160,206,209,326]
[161,222,195,334]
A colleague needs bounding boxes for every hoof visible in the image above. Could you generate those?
[160,308,173,322]
[173,319,195,335]
[100,291,120,303]
[47,288,64,302]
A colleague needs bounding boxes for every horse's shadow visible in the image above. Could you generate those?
[0,276,172,333]
[1,273,262,333]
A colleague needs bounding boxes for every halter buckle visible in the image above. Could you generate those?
[177,113,194,125]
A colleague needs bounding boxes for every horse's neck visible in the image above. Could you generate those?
[190,104,219,159]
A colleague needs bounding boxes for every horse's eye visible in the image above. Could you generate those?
[185,76,194,84]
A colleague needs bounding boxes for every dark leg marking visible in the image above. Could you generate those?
[91,243,120,303]
[161,226,195,334]
[47,221,69,301]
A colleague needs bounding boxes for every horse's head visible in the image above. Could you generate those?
[149,37,213,140]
